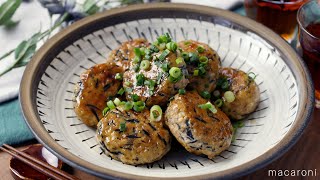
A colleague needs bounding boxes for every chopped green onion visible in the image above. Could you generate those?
[124,101,133,110]
[248,72,257,81]
[175,57,184,65]
[159,49,170,61]
[198,66,206,76]
[113,98,121,106]
[133,56,140,63]
[140,47,146,56]
[131,94,140,102]
[179,89,186,95]
[193,69,199,76]
[144,54,151,60]
[144,79,156,90]
[214,99,223,107]
[224,91,235,103]
[200,91,211,99]
[117,88,125,95]
[133,64,140,72]
[134,48,142,57]
[198,101,217,114]
[181,52,189,62]
[115,73,122,80]
[217,77,227,87]
[107,100,116,110]
[140,60,150,70]
[166,42,178,52]
[157,72,163,84]
[169,75,182,83]
[133,101,145,112]
[150,45,159,53]
[213,90,220,97]
[136,74,145,86]
[161,63,169,72]
[119,121,126,132]
[197,46,205,53]
[150,105,162,121]
[189,52,199,63]
[159,43,166,50]
[169,67,181,78]
[221,81,229,90]
[124,81,131,86]
[199,56,208,64]
[157,33,172,44]
[232,120,244,142]
[145,48,151,55]
[102,107,110,116]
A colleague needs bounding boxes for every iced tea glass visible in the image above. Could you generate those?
[297,0,320,108]
[244,0,307,42]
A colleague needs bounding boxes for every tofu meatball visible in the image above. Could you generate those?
[165,91,233,159]
[74,63,123,127]
[97,107,171,165]
[107,38,149,71]
[178,40,220,93]
[218,67,260,120]
[123,50,189,107]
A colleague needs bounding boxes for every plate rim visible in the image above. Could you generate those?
[19,3,315,179]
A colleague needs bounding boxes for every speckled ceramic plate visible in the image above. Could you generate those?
[20,3,314,179]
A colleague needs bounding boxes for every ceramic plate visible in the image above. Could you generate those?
[20,3,314,179]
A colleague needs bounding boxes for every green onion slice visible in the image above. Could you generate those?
[179,89,186,95]
[189,52,199,63]
[140,60,150,70]
[113,98,121,106]
[115,73,122,80]
[197,46,205,53]
[200,91,211,99]
[198,101,217,114]
[161,63,169,72]
[159,43,166,50]
[199,56,208,64]
[131,94,139,102]
[224,91,235,103]
[124,101,133,110]
[117,88,125,95]
[175,57,184,65]
[213,90,220,97]
[193,69,199,76]
[119,121,126,132]
[150,45,159,53]
[214,99,223,107]
[166,42,178,52]
[134,48,141,57]
[136,74,145,86]
[133,101,145,112]
[181,52,189,62]
[158,49,170,61]
[221,81,229,90]
[150,105,162,122]
[107,100,116,110]
[102,107,110,116]
[169,67,181,78]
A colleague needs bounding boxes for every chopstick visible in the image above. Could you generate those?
[0,144,79,180]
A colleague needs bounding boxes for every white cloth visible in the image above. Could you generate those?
[0,0,242,103]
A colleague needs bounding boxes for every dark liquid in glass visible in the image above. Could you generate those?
[245,0,306,41]
[299,23,320,100]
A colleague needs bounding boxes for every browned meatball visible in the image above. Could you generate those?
[107,38,149,71]
[165,91,233,159]
[123,50,189,107]
[219,67,260,120]
[74,63,123,127]
[178,40,220,93]
[97,107,171,165]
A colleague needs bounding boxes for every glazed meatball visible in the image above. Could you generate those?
[165,91,233,159]
[219,67,260,120]
[107,38,149,71]
[97,107,171,165]
[123,50,189,107]
[178,40,220,93]
[74,63,123,127]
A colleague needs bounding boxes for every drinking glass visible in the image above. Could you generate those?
[297,0,320,108]
[244,0,307,42]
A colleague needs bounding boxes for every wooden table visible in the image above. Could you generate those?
[1,108,319,180]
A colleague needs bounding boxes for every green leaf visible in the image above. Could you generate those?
[83,0,96,13]
[14,40,28,60]
[14,44,36,68]
[3,19,19,28]
[0,0,22,25]
[86,4,99,15]
[0,49,14,60]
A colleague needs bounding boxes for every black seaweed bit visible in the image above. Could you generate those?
[176,123,181,130]
[186,119,194,140]
[89,106,100,122]
[95,78,99,88]
[148,123,157,130]
[127,134,140,138]
[194,116,206,123]
[126,119,140,123]
[142,129,150,136]
[103,83,112,91]
[157,133,167,146]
